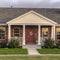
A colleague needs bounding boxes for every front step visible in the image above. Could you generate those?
[23,45,41,49]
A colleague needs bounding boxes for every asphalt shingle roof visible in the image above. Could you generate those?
[0,8,60,24]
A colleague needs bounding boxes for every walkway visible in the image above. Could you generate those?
[28,48,40,55]
[23,45,40,55]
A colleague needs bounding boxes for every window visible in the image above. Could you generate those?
[56,28,60,39]
[0,29,5,39]
[42,28,49,39]
[13,27,20,37]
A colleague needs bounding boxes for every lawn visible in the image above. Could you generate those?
[0,56,59,60]
[37,48,60,54]
[0,48,28,54]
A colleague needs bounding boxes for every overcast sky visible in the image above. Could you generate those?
[0,0,60,8]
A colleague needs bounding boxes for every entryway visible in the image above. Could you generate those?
[25,26,38,44]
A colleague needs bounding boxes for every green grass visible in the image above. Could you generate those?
[0,48,28,54]
[37,48,60,54]
[0,56,59,60]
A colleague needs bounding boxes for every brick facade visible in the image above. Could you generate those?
[0,25,8,42]
[0,25,60,45]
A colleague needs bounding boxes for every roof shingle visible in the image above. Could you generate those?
[0,8,60,24]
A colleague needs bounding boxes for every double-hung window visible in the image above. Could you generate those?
[42,27,49,39]
[56,28,60,39]
[13,27,20,37]
[0,29,5,39]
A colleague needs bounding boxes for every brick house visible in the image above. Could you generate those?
[0,8,60,46]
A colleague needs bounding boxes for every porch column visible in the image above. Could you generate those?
[38,25,41,45]
[8,25,11,42]
[53,25,56,40]
[23,25,25,45]
[51,25,55,40]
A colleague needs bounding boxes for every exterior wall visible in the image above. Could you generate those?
[0,25,8,43]
[0,24,59,45]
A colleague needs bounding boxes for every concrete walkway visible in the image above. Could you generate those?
[28,48,40,55]
[23,45,40,55]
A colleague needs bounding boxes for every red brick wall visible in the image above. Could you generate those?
[0,25,8,43]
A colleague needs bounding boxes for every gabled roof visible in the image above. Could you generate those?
[0,8,60,24]
[7,11,57,25]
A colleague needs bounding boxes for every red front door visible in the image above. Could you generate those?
[26,28,35,44]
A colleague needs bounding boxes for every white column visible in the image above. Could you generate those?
[8,25,11,42]
[53,25,56,40]
[51,26,54,39]
[38,25,41,45]
[23,25,25,45]
[51,25,55,40]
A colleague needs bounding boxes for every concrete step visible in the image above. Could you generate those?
[23,45,41,49]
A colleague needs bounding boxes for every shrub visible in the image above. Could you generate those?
[43,38,54,48]
[0,41,7,48]
[56,41,60,49]
[8,39,20,48]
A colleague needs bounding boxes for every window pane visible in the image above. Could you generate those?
[14,33,19,36]
[57,35,60,39]
[14,30,19,33]
[56,28,60,32]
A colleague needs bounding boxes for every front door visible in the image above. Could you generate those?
[26,28,35,44]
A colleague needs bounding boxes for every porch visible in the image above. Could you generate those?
[8,25,55,46]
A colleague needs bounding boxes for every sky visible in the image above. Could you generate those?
[0,0,60,8]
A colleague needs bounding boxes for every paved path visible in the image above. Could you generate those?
[28,48,40,55]
[24,45,40,55]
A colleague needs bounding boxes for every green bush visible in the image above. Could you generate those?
[0,41,7,48]
[56,42,60,49]
[8,39,20,48]
[43,39,54,48]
